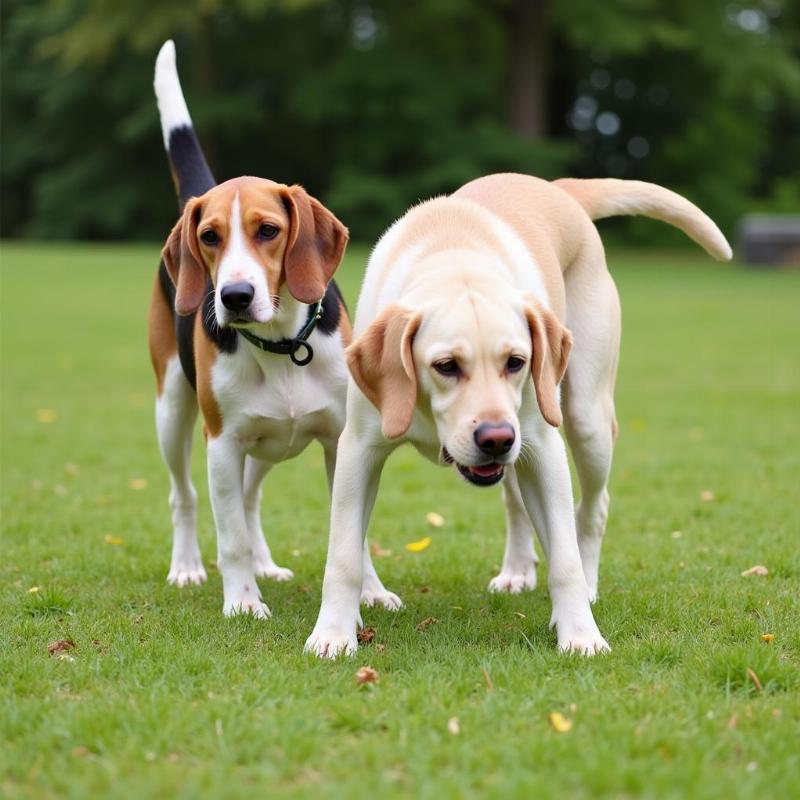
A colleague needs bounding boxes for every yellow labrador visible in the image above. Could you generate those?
[306,173,731,657]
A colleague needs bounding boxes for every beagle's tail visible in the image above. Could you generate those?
[554,178,732,261]
[154,40,216,207]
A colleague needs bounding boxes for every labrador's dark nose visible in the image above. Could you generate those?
[474,422,515,457]
[220,282,255,312]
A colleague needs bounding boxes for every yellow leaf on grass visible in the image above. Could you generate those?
[405,536,431,552]
[548,712,573,733]
[761,633,775,643]
[426,512,445,527]
[36,408,57,423]
[104,534,124,546]
[700,490,715,502]
[128,479,148,490]
[28,586,40,594]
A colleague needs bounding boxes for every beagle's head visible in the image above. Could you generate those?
[161,177,348,326]
[346,254,571,487]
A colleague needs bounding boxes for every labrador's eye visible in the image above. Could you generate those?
[433,359,461,377]
[506,355,525,373]
[258,223,279,240]
[200,229,219,246]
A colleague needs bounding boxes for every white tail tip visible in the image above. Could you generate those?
[154,39,191,150]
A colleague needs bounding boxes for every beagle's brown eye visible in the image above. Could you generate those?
[507,355,525,373]
[258,223,279,240]
[433,359,461,377]
[200,229,219,246]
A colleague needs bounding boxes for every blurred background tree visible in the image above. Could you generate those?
[1,0,798,243]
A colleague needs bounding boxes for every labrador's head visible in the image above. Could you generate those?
[347,262,571,486]
[161,176,347,326]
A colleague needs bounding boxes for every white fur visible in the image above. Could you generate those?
[154,40,192,149]
[215,192,275,326]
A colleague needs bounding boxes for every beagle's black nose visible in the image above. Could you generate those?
[474,422,515,457]
[220,282,255,312]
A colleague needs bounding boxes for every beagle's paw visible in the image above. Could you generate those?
[304,626,358,659]
[360,580,403,611]
[488,566,537,594]
[550,612,609,656]
[167,557,207,587]
[252,557,294,582]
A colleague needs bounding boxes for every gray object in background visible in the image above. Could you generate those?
[737,214,800,266]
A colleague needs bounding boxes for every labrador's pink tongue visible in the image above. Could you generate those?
[470,464,501,477]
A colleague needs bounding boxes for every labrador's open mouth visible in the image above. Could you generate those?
[442,448,505,487]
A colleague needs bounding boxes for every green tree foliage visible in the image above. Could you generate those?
[1,0,798,242]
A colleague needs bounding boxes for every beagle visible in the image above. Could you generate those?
[305,172,731,657]
[147,41,400,618]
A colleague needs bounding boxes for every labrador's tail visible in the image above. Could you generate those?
[154,40,216,207]
[554,178,732,261]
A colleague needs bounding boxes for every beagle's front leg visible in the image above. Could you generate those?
[306,425,390,657]
[207,435,270,618]
[516,426,609,655]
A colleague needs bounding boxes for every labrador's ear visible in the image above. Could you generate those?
[523,301,573,427]
[161,197,206,316]
[280,185,349,304]
[346,305,422,440]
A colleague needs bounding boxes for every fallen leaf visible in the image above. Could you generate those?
[416,617,438,631]
[700,490,715,502]
[426,512,445,528]
[104,534,124,546]
[36,408,57,423]
[746,667,763,692]
[548,712,573,733]
[419,586,432,594]
[405,536,431,553]
[357,626,376,644]
[375,644,386,654]
[447,717,460,735]
[291,549,301,557]
[72,746,90,758]
[761,633,775,643]
[48,639,75,656]
[513,611,526,619]
[128,478,148,490]
[28,586,40,594]
[356,666,379,685]
[370,542,392,558]
[671,530,682,539]
[741,565,768,577]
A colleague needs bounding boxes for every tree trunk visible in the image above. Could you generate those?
[507,0,549,138]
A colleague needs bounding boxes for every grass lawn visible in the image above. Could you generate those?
[1,240,798,799]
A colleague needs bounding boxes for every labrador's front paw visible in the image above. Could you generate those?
[167,553,207,587]
[252,556,294,582]
[488,566,537,594]
[360,578,403,611]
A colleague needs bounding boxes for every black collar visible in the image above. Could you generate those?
[236,300,324,366]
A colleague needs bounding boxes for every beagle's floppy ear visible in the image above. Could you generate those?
[523,300,573,427]
[346,305,422,440]
[280,185,349,304]
[161,197,206,316]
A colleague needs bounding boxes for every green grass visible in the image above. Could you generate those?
[1,241,799,799]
